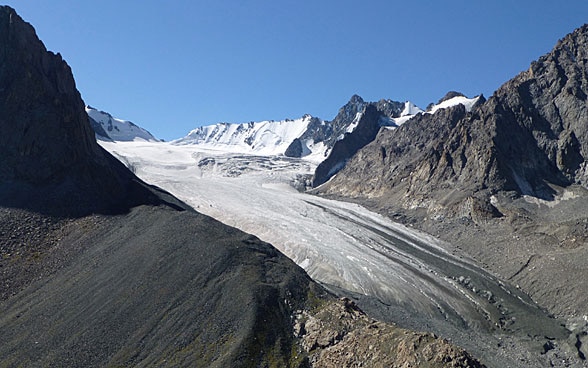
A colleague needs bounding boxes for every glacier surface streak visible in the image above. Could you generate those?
[99,140,565,338]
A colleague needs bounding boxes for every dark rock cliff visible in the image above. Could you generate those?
[0,6,165,216]
[312,95,404,187]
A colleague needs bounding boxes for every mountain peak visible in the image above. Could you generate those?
[348,94,365,105]
[437,91,466,104]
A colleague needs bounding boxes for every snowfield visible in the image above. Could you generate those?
[172,115,329,161]
[100,140,562,340]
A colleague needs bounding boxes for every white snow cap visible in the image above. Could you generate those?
[172,115,329,162]
[86,106,159,142]
[390,95,481,127]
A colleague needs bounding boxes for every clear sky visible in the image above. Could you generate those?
[4,1,588,140]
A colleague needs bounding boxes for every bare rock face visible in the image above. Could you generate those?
[487,24,588,191]
[319,24,588,218]
[0,6,163,216]
[312,96,405,187]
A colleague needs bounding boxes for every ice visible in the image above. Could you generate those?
[99,140,546,334]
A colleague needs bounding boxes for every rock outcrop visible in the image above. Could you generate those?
[296,298,485,368]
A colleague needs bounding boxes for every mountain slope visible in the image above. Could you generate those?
[319,25,588,210]
[312,94,482,187]
[171,95,418,166]
[173,114,329,161]
[315,23,588,330]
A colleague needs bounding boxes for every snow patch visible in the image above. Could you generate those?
[428,96,481,114]
[401,101,423,117]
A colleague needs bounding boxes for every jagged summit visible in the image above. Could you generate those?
[311,93,484,187]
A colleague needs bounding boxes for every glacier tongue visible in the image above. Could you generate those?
[99,140,566,341]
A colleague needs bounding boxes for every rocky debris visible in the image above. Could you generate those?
[0,205,323,368]
[295,297,485,367]
[0,207,105,301]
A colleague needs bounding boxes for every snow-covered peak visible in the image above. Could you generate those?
[86,106,159,142]
[172,115,327,159]
[400,101,423,117]
[428,95,481,114]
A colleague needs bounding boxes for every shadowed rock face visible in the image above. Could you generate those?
[312,96,405,187]
[0,6,166,216]
[0,6,100,182]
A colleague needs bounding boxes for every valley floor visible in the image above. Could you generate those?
[100,140,587,367]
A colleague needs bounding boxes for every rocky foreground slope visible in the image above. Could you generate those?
[316,23,588,360]
[0,6,484,367]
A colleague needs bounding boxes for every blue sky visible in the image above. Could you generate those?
[5,1,588,140]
